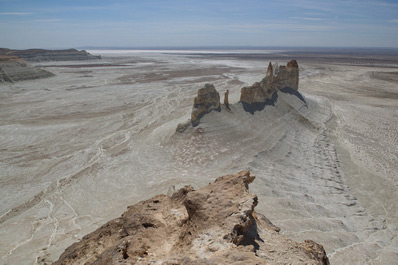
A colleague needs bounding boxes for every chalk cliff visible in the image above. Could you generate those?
[53,171,329,265]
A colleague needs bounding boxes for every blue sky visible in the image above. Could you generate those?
[1,0,398,49]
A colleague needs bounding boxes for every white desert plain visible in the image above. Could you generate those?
[1,49,398,264]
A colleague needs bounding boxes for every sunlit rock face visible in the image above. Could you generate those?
[240,60,299,113]
[53,171,329,265]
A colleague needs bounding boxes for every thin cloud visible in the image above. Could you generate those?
[275,0,336,13]
[0,12,33,16]
[35,4,121,14]
[32,18,64,22]
[259,23,335,31]
[291,17,331,21]
[157,21,336,33]
[389,19,398,23]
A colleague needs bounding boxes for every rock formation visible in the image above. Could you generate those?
[240,60,299,113]
[224,89,230,110]
[53,171,329,265]
[0,55,54,83]
[0,48,100,62]
[176,60,302,132]
[191,83,221,127]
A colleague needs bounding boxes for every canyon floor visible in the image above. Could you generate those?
[0,50,397,264]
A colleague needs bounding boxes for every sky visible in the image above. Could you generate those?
[0,0,398,49]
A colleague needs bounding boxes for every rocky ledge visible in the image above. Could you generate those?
[0,48,100,62]
[53,171,329,265]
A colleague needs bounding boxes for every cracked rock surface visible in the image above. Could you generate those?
[53,171,329,265]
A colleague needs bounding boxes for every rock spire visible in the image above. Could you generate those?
[191,83,221,127]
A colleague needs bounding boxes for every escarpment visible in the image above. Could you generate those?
[53,171,329,265]
[0,48,101,83]
[0,48,101,62]
[176,60,302,132]
[0,55,54,83]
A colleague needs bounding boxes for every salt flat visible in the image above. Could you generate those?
[0,51,397,264]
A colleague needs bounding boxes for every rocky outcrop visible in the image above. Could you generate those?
[0,48,100,62]
[191,83,221,127]
[53,171,329,265]
[0,55,54,83]
[240,60,299,113]
[176,60,302,132]
[176,84,221,132]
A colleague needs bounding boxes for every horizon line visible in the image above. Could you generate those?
[2,45,398,51]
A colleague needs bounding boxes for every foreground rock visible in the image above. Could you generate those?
[0,55,54,83]
[240,60,299,113]
[53,171,329,265]
[0,48,100,62]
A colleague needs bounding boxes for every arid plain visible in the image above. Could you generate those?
[1,49,397,264]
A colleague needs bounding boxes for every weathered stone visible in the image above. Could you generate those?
[53,171,329,265]
[240,60,299,113]
[191,83,221,127]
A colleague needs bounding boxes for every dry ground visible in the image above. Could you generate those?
[0,51,397,264]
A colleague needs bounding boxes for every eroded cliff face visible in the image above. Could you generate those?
[0,55,54,83]
[240,60,299,113]
[53,171,329,265]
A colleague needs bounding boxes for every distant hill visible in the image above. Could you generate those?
[0,55,54,83]
[0,48,101,62]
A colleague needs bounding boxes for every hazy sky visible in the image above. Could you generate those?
[1,0,398,49]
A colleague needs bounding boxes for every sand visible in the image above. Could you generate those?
[0,51,397,264]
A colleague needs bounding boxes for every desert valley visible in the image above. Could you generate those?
[1,48,398,264]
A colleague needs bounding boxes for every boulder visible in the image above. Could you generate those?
[176,120,191,133]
